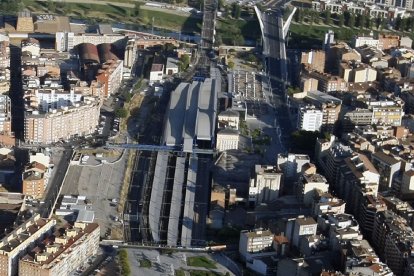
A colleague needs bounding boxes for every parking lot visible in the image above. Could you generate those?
[61,150,129,238]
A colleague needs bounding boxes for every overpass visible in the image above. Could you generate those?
[254,7,296,87]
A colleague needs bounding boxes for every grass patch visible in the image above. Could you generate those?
[118,249,131,276]
[175,269,186,276]
[216,17,260,45]
[187,256,217,269]
[139,259,152,268]
[139,9,201,32]
[23,0,201,33]
[189,271,222,276]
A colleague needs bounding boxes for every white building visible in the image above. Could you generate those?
[216,129,239,151]
[218,109,239,130]
[249,165,283,205]
[297,106,323,132]
[55,32,125,52]
[239,229,274,261]
[165,57,179,75]
[149,63,164,84]
[277,153,311,179]
[352,36,380,49]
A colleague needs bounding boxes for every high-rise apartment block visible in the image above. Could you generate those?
[249,165,283,205]
[297,105,323,132]
[239,229,274,261]
[19,222,100,276]
[0,214,56,276]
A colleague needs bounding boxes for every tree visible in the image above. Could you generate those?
[232,3,241,19]
[115,108,128,118]
[324,10,332,25]
[246,53,257,63]
[348,13,356,28]
[338,13,344,27]
[395,16,402,30]
[47,0,56,13]
[178,54,190,71]
[133,3,140,17]
[227,61,235,69]
[356,14,365,29]
[218,0,225,10]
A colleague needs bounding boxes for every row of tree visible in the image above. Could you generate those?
[293,8,414,32]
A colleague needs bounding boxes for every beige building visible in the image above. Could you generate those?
[368,98,404,126]
[0,214,55,276]
[300,77,318,93]
[24,97,100,144]
[22,161,48,199]
[216,129,239,152]
[19,222,100,276]
[301,50,325,73]
[298,173,329,205]
[239,229,274,260]
[378,34,400,50]
[96,60,123,98]
[249,165,283,205]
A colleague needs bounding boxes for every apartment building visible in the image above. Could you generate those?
[239,229,274,260]
[352,36,380,49]
[298,173,329,205]
[371,151,401,192]
[0,40,10,69]
[0,95,12,136]
[249,165,283,205]
[96,59,123,98]
[277,153,311,180]
[378,34,400,50]
[305,70,347,92]
[0,214,56,276]
[340,62,377,83]
[22,161,48,199]
[306,90,341,132]
[216,129,239,152]
[368,98,404,126]
[19,222,100,276]
[300,77,319,93]
[301,50,326,73]
[297,105,323,131]
[218,109,239,130]
[24,97,100,144]
[285,216,317,248]
[373,210,414,276]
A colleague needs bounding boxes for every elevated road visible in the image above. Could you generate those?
[255,7,296,88]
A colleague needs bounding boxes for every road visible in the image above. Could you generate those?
[37,147,73,218]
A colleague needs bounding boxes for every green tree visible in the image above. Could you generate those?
[218,0,225,10]
[246,53,256,63]
[178,54,190,71]
[47,0,56,13]
[380,17,387,30]
[115,108,128,118]
[356,14,365,29]
[232,3,241,19]
[338,13,344,27]
[324,10,332,25]
[133,3,140,17]
[227,61,235,69]
[348,13,356,28]
[395,16,402,30]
